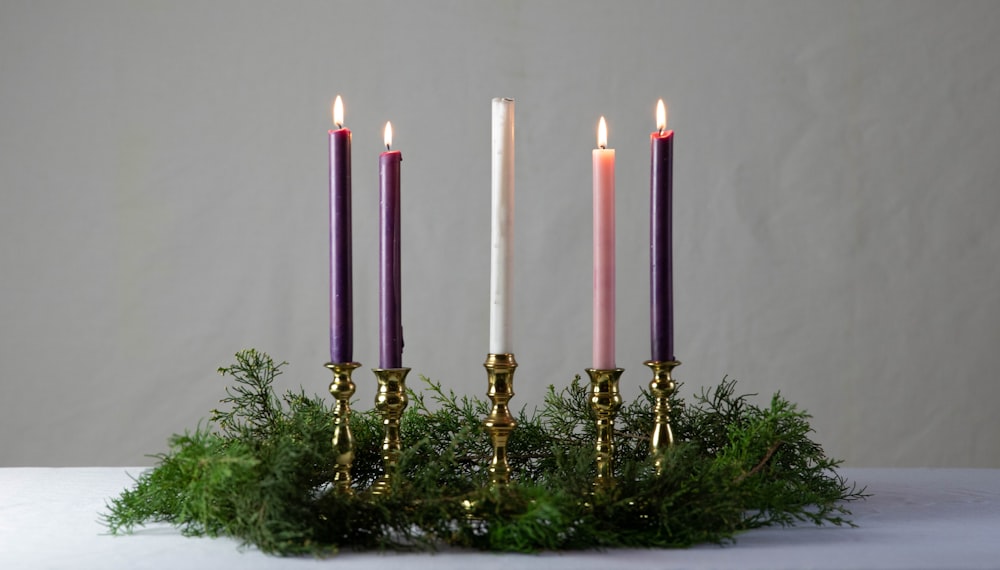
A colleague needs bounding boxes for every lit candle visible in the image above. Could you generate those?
[650,99,674,362]
[379,121,403,368]
[329,95,353,364]
[593,116,616,369]
[489,98,515,355]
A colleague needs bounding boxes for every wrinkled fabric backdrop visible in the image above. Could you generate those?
[2,1,998,467]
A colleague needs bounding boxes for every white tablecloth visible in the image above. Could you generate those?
[1,468,998,569]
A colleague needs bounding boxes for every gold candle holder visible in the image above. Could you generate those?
[326,361,361,495]
[586,368,624,490]
[644,359,680,476]
[483,353,517,488]
[370,367,410,496]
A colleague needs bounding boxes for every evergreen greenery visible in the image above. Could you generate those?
[103,349,865,556]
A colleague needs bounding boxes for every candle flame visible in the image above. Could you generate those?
[597,116,608,149]
[333,95,344,128]
[656,99,667,133]
[384,121,393,149]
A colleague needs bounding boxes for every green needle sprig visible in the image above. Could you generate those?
[103,349,865,556]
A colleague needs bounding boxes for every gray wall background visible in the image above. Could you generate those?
[2,1,999,468]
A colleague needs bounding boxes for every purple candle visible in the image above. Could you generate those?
[650,99,674,362]
[329,96,353,364]
[379,122,403,368]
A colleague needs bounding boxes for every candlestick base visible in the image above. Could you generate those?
[644,359,680,476]
[326,361,361,495]
[585,368,624,490]
[483,353,517,488]
[370,367,410,496]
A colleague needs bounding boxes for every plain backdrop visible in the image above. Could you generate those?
[1,1,998,468]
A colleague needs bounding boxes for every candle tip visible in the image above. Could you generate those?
[383,121,393,150]
[333,95,344,129]
[656,99,667,133]
[597,116,608,149]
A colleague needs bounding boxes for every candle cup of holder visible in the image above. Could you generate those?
[326,361,362,495]
[644,360,679,476]
[585,368,624,490]
[370,367,410,496]
[483,353,517,488]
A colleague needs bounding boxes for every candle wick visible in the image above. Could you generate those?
[599,144,606,150]
[658,127,664,136]
[385,144,391,151]
[336,122,343,129]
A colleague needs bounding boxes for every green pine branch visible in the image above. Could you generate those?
[103,349,866,556]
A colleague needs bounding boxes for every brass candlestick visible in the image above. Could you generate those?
[483,353,517,488]
[645,359,680,476]
[370,367,410,496]
[586,368,624,490]
[326,361,361,495]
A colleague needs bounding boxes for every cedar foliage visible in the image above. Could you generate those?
[103,349,864,555]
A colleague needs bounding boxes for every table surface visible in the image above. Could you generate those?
[1,467,999,569]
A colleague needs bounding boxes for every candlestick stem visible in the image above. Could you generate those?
[326,361,361,494]
[483,353,517,488]
[586,368,624,490]
[645,359,680,476]
[370,367,410,496]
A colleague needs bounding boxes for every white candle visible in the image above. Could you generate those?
[593,116,615,369]
[489,98,515,355]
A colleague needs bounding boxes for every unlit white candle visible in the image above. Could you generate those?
[593,116,615,369]
[489,98,515,355]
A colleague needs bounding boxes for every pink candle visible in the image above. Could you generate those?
[592,116,616,369]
